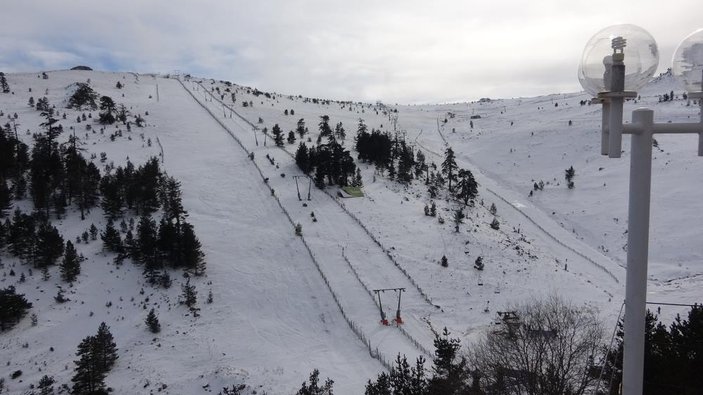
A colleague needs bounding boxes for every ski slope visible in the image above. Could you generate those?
[0,69,701,393]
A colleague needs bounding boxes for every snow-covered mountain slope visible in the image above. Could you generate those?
[0,69,700,394]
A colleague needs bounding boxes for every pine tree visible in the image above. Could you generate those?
[318,115,333,141]
[145,308,161,333]
[490,217,500,230]
[297,369,334,395]
[565,166,575,189]
[296,118,307,139]
[94,322,118,373]
[37,375,55,395]
[455,169,478,205]
[272,124,284,147]
[181,221,205,275]
[181,278,197,309]
[34,221,64,269]
[334,122,345,141]
[101,219,122,253]
[287,131,296,144]
[0,177,11,217]
[136,214,160,283]
[441,255,448,267]
[453,207,464,232]
[0,72,9,93]
[98,96,116,124]
[0,286,33,331]
[158,175,186,226]
[295,143,310,173]
[99,175,123,220]
[67,83,98,110]
[427,328,471,394]
[60,240,81,282]
[71,335,106,394]
[442,147,458,192]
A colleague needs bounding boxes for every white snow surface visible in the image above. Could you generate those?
[0,69,700,394]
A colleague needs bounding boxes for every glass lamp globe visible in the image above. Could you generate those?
[578,24,659,96]
[672,28,703,94]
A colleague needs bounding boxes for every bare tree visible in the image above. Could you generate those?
[471,296,604,395]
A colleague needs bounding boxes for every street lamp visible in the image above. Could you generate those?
[579,25,703,394]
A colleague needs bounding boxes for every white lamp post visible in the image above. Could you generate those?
[579,26,703,394]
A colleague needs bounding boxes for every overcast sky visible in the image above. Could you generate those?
[2,0,701,103]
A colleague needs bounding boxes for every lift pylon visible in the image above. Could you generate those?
[372,287,406,326]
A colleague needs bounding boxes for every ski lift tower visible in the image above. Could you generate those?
[579,25,703,395]
[373,288,406,326]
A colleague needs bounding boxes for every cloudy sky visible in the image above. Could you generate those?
[2,0,701,103]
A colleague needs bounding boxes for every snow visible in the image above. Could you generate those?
[0,68,701,393]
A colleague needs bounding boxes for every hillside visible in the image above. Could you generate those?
[0,69,700,394]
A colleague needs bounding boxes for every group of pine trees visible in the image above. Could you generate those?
[295,116,358,188]
[355,120,418,184]
[99,160,205,282]
[602,305,703,394]
[0,90,205,288]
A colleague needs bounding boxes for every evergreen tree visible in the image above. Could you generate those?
[71,335,106,395]
[297,369,334,395]
[157,216,178,267]
[272,124,284,147]
[490,217,500,230]
[453,207,464,232]
[37,375,55,395]
[100,219,123,253]
[318,115,333,141]
[30,115,64,216]
[94,322,118,373]
[287,131,296,144]
[0,286,33,331]
[99,175,123,220]
[159,175,187,226]
[145,308,161,333]
[136,214,160,283]
[296,118,307,139]
[334,121,345,141]
[134,157,162,215]
[181,221,206,275]
[455,169,478,205]
[0,72,9,93]
[565,166,575,189]
[0,177,11,217]
[365,372,391,395]
[180,278,197,309]
[67,83,98,110]
[98,96,116,125]
[34,221,64,269]
[441,147,458,192]
[295,143,310,173]
[427,328,471,395]
[60,240,81,282]
[6,209,35,260]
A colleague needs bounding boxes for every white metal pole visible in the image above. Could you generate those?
[602,101,611,155]
[699,100,703,156]
[622,108,654,395]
